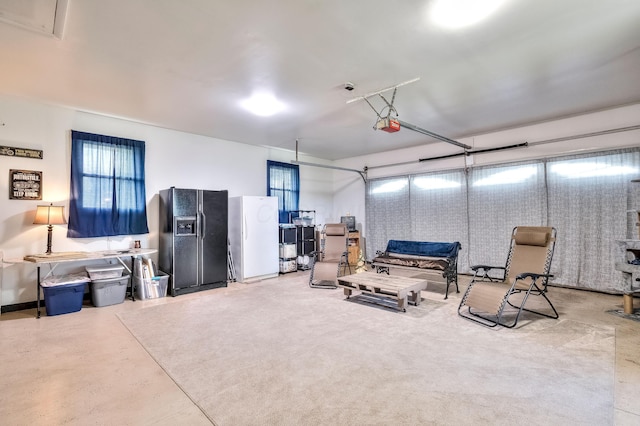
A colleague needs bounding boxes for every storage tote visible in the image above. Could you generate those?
[279,243,296,259]
[41,273,90,316]
[135,271,169,300]
[279,259,297,273]
[91,275,130,307]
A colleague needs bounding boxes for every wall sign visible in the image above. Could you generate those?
[9,169,42,200]
[0,145,43,159]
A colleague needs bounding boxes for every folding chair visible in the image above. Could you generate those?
[458,226,558,328]
[309,223,351,288]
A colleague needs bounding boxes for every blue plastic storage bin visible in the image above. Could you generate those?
[42,281,86,316]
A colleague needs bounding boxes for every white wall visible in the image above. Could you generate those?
[333,103,640,241]
[0,95,331,307]
[2,95,638,307]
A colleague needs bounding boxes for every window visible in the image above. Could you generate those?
[365,171,470,272]
[410,170,469,272]
[546,150,640,291]
[67,130,149,238]
[365,176,411,256]
[467,161,547,269]
[365,148,640,293]
[267,160,299,223]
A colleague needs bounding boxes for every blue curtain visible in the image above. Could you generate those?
[67,130,149,238]
[267,160,300,223]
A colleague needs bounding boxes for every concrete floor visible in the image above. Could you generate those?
[0,273,638,425]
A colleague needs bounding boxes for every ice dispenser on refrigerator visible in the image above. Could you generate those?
[175,217,196,235]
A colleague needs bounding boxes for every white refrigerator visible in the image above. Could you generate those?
[228,196,280,282]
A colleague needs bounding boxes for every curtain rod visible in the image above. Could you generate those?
[367,142,528,170]
[418,142,528,162]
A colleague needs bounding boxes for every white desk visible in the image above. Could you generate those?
[22,249,157,318]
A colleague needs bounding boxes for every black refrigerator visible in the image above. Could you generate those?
[158,187,228,296]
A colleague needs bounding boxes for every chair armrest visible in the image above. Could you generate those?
[471,265,505,272]
[471,265,506,283]
[516,272,554,280]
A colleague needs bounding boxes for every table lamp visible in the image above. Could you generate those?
[33,203,67,254]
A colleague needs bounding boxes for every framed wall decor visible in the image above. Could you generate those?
[9,169,42,200]
[0,145,43,159]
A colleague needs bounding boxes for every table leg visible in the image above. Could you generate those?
[623,294,634,314]
[343,288,352,299]
[36,266,41,319]
[129,256,136,301]
[397,296,407,311]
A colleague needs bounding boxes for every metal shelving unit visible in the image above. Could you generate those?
[289,210,316,270]
[278,224,297,274]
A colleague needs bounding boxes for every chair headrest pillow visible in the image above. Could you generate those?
[514,231,549,246]
[325,224,347,236]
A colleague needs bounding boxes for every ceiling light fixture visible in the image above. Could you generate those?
[240,92,286,117]
[430,0,507,29]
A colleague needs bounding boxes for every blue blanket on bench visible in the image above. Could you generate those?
[385,240,461,258]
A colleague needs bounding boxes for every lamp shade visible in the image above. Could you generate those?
[33,204,67,225]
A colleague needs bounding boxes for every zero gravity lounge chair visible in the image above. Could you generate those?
[309,223,351,288]
[458,226,558,328]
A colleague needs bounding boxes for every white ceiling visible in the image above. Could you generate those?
[0,0,639,160]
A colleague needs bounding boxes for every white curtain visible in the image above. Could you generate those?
[467,161,547,274]
[365,148,640,292]
[365,176,411,258]
[546,149,640,291]
[410,170,469,271]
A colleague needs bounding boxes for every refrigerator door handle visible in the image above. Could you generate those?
[200,211,206,239]
[244,215,248,240]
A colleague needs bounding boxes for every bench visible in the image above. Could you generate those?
[371,240,461,299]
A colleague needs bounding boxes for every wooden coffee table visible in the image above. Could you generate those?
[337,271,429,312]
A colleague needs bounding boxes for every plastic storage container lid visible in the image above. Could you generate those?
[85,264,125,273]
[91,274,130,284]
[41,273,91,287]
